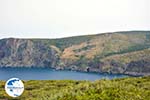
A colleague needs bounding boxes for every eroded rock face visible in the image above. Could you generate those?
[0,31,150,76]
[125,59,150,75]
[0,38,60,67]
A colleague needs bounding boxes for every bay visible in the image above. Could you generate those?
[0,67,128,80]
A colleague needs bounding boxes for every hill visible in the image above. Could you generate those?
[0,76,150,100]
[0,31,150,76]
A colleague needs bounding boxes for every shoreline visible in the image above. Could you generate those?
[0,66,146,77]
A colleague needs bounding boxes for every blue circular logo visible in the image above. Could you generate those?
[5,78,24,97]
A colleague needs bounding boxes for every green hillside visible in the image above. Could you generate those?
[0,76,150,100]
[0,31,150,76]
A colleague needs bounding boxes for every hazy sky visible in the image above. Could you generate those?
[0,0,149,39]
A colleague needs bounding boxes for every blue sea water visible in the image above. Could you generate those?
[0,67,128,80]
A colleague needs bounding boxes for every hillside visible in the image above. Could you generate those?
[0,76,150,100]
[0,31,150,76]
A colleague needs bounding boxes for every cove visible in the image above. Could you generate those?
[0,67,129,80]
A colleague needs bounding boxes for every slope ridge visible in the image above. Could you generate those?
[0,31,150,76]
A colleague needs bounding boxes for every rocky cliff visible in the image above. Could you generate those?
[0,31,150,76]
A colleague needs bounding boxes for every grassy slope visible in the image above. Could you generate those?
[55,31,150,60]
[0,76,150,100]
[55,31,150,75]
[0,31,150,75]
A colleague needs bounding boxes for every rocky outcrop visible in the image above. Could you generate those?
[0,38,60,67]
[0,31,150,76]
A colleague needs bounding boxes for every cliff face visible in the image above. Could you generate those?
[0,31,150,76]
[0,38,60,67]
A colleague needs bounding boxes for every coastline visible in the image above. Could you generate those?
[0,66,145,77]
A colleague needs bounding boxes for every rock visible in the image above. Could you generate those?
[0,31,150,76]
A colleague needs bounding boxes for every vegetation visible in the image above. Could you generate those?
[32,35,93,51]
[1,31,150,76]
[99,43,150,59]
[0,76,150,100]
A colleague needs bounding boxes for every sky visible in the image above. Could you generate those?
[0,0,149,39]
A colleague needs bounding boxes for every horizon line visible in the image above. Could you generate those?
[0,30,150,40]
